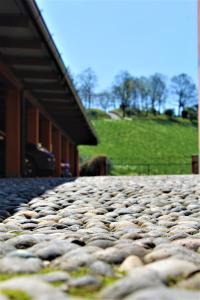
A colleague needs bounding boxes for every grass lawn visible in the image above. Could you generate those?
[79,116,198,175]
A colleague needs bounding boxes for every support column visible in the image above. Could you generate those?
[52,128,61,176]
[40,119,52,151]
[5,89,21,177]
[73,147,80,177]
[27,107,39,145]
[100,156,107,176]
[69,142,75,177]
[62,137,69,163]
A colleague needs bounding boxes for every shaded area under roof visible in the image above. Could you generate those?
[0,0,98,145]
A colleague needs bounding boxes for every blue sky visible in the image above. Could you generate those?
[36,0,197,92]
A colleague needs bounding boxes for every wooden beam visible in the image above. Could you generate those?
[57,115,84,119]
[24,81,65,91]
[48,106,79,112]
[16,70,58,79]
[44,100,75,106]
[33,92,70,99]
[0,37,41,49]
[0,15,29,27]
[40,98,74,103]
[4,55,51,66]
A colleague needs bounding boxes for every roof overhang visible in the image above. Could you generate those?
[0,0,98,146]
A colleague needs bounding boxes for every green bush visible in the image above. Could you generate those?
[86,109,110,120]
[80,155,110,176]
[164,108,175,118]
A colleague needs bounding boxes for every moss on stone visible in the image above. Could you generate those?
[102,276,119,286]
[0,274,14,281]
[68,275,119,299]
[70,267,90,278]
[0,268,60,282]
[37,268,60,275]
[167,275,185,287]
[1,289,32,300]
[69,287,97,299]
[50,281,64,287]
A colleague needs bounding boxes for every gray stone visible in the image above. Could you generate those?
[7,235,38,249]
[89,260,114,276]
[0,244,15,257]
[172,238,200,250]
[38,271,71,283]
[99,269,163,299]
[143,257,197,282]
[0,257,43,274]
[7,250,37,259]
[124,287,200,300]
[68,275,102,290]
[119,255,143,273]
[144,244,200,265]
[0,277,67,300]
[53,252,95,271]
[94,247,128,264]
[87,239,114,249]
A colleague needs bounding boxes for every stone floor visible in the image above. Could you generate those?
[0,176,200,299]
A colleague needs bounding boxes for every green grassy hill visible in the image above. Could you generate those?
[79,116,198,175]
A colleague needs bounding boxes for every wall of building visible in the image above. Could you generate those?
[0,77,79,178]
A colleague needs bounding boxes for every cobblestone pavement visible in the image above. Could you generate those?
[0,176,200,299]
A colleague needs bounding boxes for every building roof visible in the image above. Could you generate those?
[0,0,98,145]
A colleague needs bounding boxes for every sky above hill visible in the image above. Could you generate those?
[35,0,197,92]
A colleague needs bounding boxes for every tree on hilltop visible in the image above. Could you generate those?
[77,68,97,109]
[112,71,138,117]
[171,74,197,116]
[149,73,168,114]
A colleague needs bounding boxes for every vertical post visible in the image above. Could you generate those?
[198,0,200,173]
[61,138,68,162]
[52,128,61,176]
[5,89,21,177]
[74,147,80,177]
[21,97,26,176]
[69,142,75,176]
[27,107,39,145]
[40,118,52,151]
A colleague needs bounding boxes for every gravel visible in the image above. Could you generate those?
[0,175,200,299]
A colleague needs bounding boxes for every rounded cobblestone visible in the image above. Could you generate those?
[0,176,200,299]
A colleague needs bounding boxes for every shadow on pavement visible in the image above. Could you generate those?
[0,177,76,221]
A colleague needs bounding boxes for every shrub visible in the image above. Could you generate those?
[80,155,111,176]
[181,110,188,119]
[164,108,175,118]
[125,107,141,117]
[86,109,110,120]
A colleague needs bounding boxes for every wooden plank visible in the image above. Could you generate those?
[24,81,65,90]
[0,15,29,27]
[16,70,58,79]
[0,37,41,49]
[4,55,51,66]
[40,98,73,103]
[47,108,78,113]
[33,92,69,99]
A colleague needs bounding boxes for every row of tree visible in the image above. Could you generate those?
[73,68,197,117]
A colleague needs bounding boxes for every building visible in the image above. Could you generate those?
[0,0,98,177]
